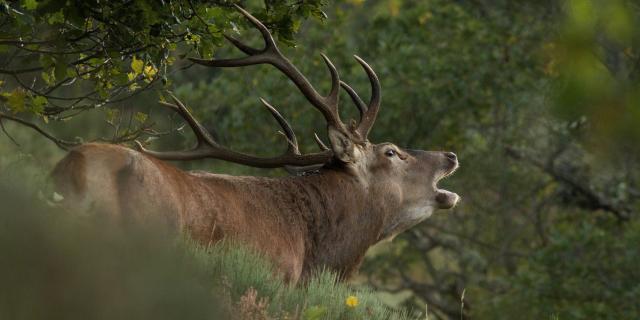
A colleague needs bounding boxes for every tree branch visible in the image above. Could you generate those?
[0,112,78,150]
[505,146,630,221]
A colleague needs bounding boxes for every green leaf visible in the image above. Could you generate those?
[113,72,130,86]
[47,11,65,24]
[96,84,108,99]
[134,112,148,123]
[2,89,27,113]
[30,95,47,114]
[39,55,55,69]
[87,58,103,67]
[66,67,76,78]
[41,71,53,85]
[203,7,224,20]
[105,108,120,125]
[55,60,68,82]
[22,0,37,10]
[199,41,214,59]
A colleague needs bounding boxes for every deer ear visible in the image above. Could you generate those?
[328,127,357,163]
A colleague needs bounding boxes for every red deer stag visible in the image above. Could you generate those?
[52,5,459,283]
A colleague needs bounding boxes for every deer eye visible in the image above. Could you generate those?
[384,149,396,157]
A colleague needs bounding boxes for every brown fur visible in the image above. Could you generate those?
[51,150,86,196]
[52,143,459,283]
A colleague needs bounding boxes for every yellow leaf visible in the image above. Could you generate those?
[143,65,157,79]
[184,33,201,45]
[131,56,144,74]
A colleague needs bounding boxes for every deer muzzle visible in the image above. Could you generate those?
[435,151,460,209]
[436,189,460,209]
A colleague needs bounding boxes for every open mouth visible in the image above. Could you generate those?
[434,163,460,209]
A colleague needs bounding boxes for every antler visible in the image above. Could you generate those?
[190,4,381,142]
[139,5,382,168]
[136,92,332,168]
[339,56,381,138]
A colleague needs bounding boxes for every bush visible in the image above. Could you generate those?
[479,216,640,319]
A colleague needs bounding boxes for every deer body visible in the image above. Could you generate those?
[53,142,457,282]
[50,5,460,284]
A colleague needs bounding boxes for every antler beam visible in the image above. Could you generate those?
[136,92,332,168]
[190,4,381,142]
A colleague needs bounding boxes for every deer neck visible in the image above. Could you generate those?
[287,168,390,279]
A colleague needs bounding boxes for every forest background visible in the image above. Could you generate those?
[1,0,639,319]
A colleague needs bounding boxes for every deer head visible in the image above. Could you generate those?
[136,5,459,244]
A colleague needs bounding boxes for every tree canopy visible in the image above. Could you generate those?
[0,0,325,143]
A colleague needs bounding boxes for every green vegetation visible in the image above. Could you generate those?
[2,0,640,319]
[480,218,640,319]
[0,0,325,122]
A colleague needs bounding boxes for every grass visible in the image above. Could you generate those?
[195,241,416,319]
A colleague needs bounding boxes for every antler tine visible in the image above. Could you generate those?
[232,4,276,49]
[259,98,300,155]
[320,53,340,107]
[158,92,218,147]
[137,93,332,167]
[190,5,275,67]
[353,55,381,139]
[224,35,262,55]
[339,80,367,123]
[314,133,330,151]
[189,5,348,134]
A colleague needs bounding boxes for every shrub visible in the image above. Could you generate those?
[478,216,640,319]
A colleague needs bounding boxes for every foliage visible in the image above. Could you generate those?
[550,0,640,156]
[0,0,327,144]
[479,216,640,319]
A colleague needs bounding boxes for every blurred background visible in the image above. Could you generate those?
[1,0,639,319]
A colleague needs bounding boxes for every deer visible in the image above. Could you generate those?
[50,5,459,283]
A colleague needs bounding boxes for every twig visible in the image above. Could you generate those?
[0,112,78,150]
[0,118,20,147]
